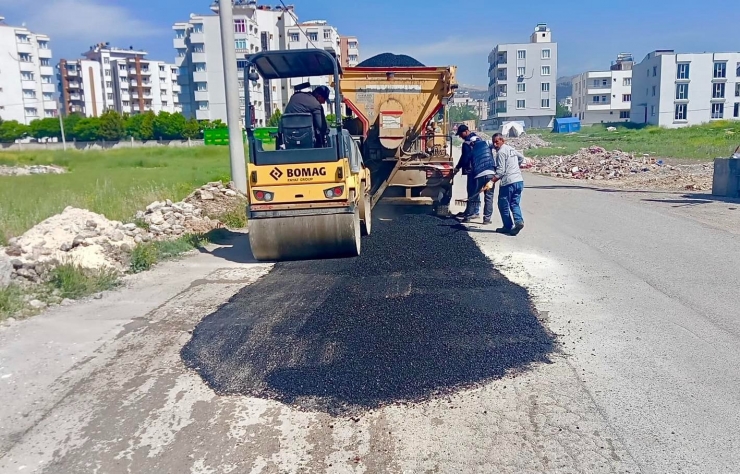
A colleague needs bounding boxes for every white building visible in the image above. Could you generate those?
[58,44,180,117]
[451,92,488,121]
[572,53,634,125]
[0,16,57,124]
[174,2,353,127]
[487,23,558,129]
[631,50,740,128]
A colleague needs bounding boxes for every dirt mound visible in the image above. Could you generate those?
[0,165,66,176]
[356,53,425,68]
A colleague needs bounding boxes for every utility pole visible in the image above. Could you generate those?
[217,0,247,193]
[58,107,67,151]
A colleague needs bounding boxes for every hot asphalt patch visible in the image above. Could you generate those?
[181,214,555,415]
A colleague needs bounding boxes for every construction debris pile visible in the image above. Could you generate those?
[529,146,713,191]
[1,181,246,286]
[356,53,425,67]
[506,135,551,151]
[0,164,66,176]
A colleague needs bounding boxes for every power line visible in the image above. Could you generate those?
[278,0,319,49]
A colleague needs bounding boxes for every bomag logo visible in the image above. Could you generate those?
[270,168,283,180]
[286,167,327,182]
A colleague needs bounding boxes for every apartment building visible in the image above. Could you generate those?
[174,1,354,127]
[0,16,57,124]
[451,92,489,121]
[340,36,360,68]
[487,24,558,129]
[631,50,740,128]
[572,53,634,125]
[58,44,180,117]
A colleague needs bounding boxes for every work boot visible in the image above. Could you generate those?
[511,222,525,236]
[495,227,512,234]
[482,218,493,225]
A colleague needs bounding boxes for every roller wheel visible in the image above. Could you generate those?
[360,184,372,236]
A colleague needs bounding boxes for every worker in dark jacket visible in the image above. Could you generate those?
[284,85,330,147]
[454,125,480,218]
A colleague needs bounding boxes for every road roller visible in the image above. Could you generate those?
[244,49,372,262]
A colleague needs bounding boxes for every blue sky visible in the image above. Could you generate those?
[1,0,739,87]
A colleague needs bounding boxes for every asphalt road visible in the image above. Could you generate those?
[1,172,739,473]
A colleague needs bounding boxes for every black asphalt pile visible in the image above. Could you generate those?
[182,214,554,416]
[356,53,425,67]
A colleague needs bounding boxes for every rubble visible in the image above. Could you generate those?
[528,146,713,191]
[0,165,66,177]
[1,181,247,286]
[506,135,551,150]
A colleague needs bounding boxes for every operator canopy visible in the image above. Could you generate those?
[247,49,342,80]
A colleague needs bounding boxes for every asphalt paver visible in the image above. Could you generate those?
[182,213,555,415]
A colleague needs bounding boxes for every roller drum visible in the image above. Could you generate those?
[249,210,361,261]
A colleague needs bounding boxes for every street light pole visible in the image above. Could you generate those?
[58,107,67,151]
[217,0,247,193]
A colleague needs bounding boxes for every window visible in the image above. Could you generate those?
[673,104,689,121]
[713,62,726,79]
[105,69,111,76]
[23,89,36,99]
[516,99,525,109]
[119,64,127,71]
[45,110,56,118]
[737,62,740,77]
[234,18,246,33]
[104,57,110,65]
[236,59,248,70]
[593,79,600,87]
[43,92,53,100]
[175,29,185,39]
[107,93,114,100]
[517,67,526,77]
[541,99,550,108]
[289,33,300,42]
[121,77,128,84]
[235,39,247,50]
[349,41,358,49]
[517,83,526,92]
[324,29,332,40]
[163,101,169,107]
[620,111,630,119]
[308,32,319,42]
[123,101,130,107]
[19,53,32,62]
[541,65,551,76]
[517,50,526,60]
[541,82,550,92]
[652,66,657,77]
[21,71,34,81]
[676,63,690,80]
[541,49,551,59]
[593,96,601,103]
[652,86,656,97]
[16,34,29,43]
[25,107,38,116]
[712,82,726,99]
[40,58,50,66]
[734,103,739,118]
[623,77,632,86]
[41,75,52,84]
[736,83,740,97]
[193,23,203,33]
[623,94,632,102]
[38,41,49,50]
[651,105,656,116]
[196,82,207,91]
[193,44,205,53]
[195,63,206,72]
[711,102,724,119]
[675,83,689,100]
[105,81,112,88]
[198,101,209,110]
[349,55,358,62]
[177,49,187,57]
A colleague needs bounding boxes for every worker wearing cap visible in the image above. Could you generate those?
[455,125,495,223]
[284,85,331,147]
[490,133,526,235]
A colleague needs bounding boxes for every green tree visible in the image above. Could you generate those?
[182,118,202,139]
[153,111,187,140]
[267,109,282,127]
[98,109,125,141]
[0,120,29,143]
[449,105,478,124]
[72,117,102,141]
[29,118,62,140]
[556,103,572,118]
[63,113,83,139]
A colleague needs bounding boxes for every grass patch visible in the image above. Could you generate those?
[214,207,247,229]
[0,285,25,321]
[47,263,120,300]
[527,121,740,161]
[130,233,209,273]
[0,146,235,243]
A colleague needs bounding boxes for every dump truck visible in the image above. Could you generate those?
[341,65,459,215]
[243,49,457,262]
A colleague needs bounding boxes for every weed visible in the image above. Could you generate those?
[0,285,25,321]
[47,263,120,300]
[129,234,209,273]
[132,217,150,231]
[215,208,247,229]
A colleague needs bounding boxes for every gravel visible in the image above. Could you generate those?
[181,213,555,416]
[356,53,425,68]
[0,165,66,177]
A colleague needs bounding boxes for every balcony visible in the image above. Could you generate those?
[16,42,34,55]
[192,52,207,64]
[193,71,208,83]
[194,91,209,101]
[40,66,54,76]
[19,61,36,72]
[139,69,152,76]
[69,93,82,101]
[38,49,52,59]
[189,33,205,44]
[173,37,186,49]
[66,82,81,89]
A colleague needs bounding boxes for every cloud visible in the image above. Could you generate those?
[2,0,167,41]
